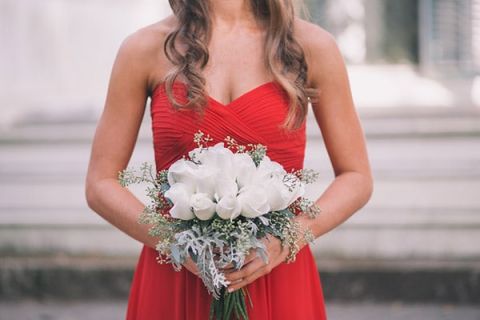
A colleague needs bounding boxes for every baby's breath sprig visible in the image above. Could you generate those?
[282,219,302,263]
[224,135,247,153]
[282,173,302,192]
[193,130,213,148]
[304,202,322,219]
[223,135,268,166]
[292,168,319,184]
[211,216,238,240]
[281,198,322,263]
[303,228,316,244]
[156,169,169,185]
[247,144,267,166]
[289,198,322,219]
[282,215,320,264]
[118,161,160,188]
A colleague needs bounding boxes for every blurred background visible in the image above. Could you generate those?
[1,0,480,319]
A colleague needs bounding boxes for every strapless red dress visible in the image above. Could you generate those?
[125,80,328,320]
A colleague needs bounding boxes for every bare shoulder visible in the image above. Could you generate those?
[293,18,345,87]
[119,14,177,56]
[113,15,178,90]
[294,18,336,49]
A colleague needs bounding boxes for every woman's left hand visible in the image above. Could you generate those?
[223,233,291,293]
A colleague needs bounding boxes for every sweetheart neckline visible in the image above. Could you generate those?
[150,80,278,107]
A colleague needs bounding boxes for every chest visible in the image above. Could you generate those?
[202,32,271,105]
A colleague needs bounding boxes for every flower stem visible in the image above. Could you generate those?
[209,287,250,320]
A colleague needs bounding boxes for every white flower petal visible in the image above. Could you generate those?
[265,175,306,211]
[190,193,216,220]
[167,159,198,186]
[193,165,218,196]
[238,185,271,218]
[214,176,238,200]
[232,153,256,188]
[201,143,236,179]
[216,195,242,220]
[170,202,195,220]
[188,147,207,163]
[164,183,195,220]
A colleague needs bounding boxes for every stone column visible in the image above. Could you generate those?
[325,0,367,64]
[418,0,480,108]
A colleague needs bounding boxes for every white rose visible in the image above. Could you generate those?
[190,193,216,220]
[192,164,218,196]
[214,176,238,201]
[164,183,195,220]
[167,158,198,186]
[265,175,305,211]
[216,194,242,220]
[188,146,207,163]
[167,156,219,198]
[252,156,287,184]
[237,185,271,218]
[201,143,236,179]
[232,153,257,188]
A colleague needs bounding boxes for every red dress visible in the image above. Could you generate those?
[126,80,328,320]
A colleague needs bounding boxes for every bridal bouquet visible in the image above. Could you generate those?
[118,130,321,320]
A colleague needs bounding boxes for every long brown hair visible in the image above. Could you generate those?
[163,0,317,131]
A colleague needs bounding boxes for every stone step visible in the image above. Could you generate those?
[0,256,478,303]
[1,107,480,145]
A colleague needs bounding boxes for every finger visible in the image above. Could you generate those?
[221,254,257,272]
[244,251,259,264]
[183,259,200,276]
[219,262,234,271]
[190,264,200,275]
[227,265,270,292]
[224,258,266,282]
[220,249,259,272]
[186,265,199,276]
[227,277,243,285]
[191,270,200,276]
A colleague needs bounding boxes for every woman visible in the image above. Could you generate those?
[85,0,373,319]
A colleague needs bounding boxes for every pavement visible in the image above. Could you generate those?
[0,301,479,320]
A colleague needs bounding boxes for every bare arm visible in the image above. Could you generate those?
[298,25,374,240]
[84,30,158,249]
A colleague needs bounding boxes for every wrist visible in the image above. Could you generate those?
[284,214,318,264]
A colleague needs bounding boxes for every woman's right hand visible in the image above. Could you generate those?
[182,256,201,277]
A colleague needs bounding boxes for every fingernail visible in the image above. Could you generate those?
[228,288,234,293]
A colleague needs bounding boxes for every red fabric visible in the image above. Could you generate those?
[125,81,328,320]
